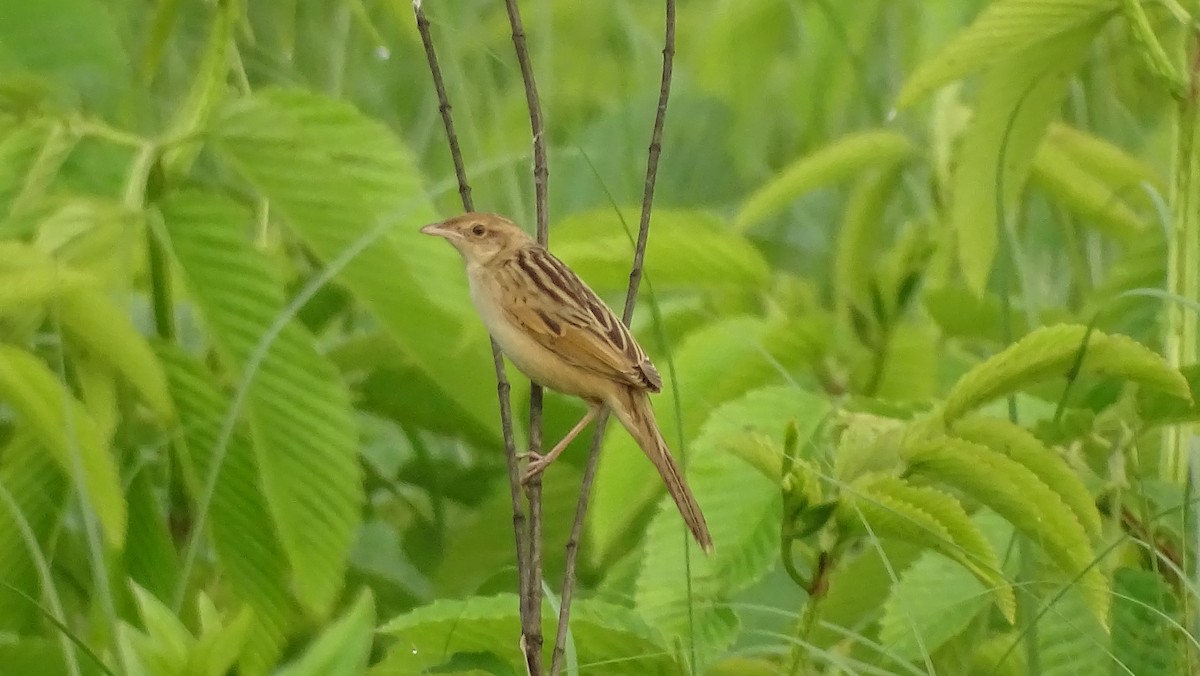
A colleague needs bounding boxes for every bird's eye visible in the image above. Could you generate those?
[471,224,486,236]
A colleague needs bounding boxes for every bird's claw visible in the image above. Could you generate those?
[520,452,551,485]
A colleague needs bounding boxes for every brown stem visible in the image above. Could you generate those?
[412,4,535,671]
[549,1,677,674]
[502,0,550,671]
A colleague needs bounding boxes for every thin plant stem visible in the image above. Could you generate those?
[410,2,535,670]
[502,0,551,670]
[550,0,677,673]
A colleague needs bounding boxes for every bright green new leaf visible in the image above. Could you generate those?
[57,288,176,422]
[841,474,1015,622]
[161,190,361,618]
[734,130,915,232]
[903,437,1108,624]
[0,344,125,548]
[949,20,1101,294]
[835,167,904,311]
[1044,122,1165,201]
[943,324,1191,422]
[896,0,1120,108]
[1031,141,1145,243]
[949,415,1101,539]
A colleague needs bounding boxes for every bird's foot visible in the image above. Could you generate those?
[520,452,552,485]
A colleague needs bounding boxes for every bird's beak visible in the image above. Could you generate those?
[420,222,451,238]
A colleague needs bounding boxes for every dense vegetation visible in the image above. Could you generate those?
[0,0,1198,674]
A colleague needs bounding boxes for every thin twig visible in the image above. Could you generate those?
[502,0,550,671]
[549,1,677,673]
[411,2,534,665]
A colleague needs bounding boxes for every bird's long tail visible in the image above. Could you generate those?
[611,387,714,554]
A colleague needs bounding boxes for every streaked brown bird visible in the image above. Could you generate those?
[421,212,714,554]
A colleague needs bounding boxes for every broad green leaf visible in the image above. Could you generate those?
[903,437,1108,624]
[949,21,1101,294]
[949,415,1101,539]
[0,0,130,110]
[0,255,91,313]
[208,87,504,441]
[734,130,915,232]
[880,547,994,661]
[1110,567,1181,676]
[592,316,826,561]
[551,208,770,292]
[1036,584,1108,675]
[126,583,192,669]
[896,0,1120,108]
[275,590,374,676]
[0,432,66,632]
[0,343,124,548]
[841,474,1014,622]
[161,189,361,618]
[635,386,827,666]
[943,324,1191,422]
[157,345,293,675]
[1031,141,1145,242]
[122,468,179,604]
[377,594,679,675]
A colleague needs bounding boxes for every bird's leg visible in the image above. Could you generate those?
[522,405,599,483]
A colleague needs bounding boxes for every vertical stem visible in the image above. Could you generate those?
[502,0,550,670]
[549,1,677,674]
[410,3,533,670]
[1165,30,1200,484]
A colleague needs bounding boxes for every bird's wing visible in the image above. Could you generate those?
[502,247,662,392]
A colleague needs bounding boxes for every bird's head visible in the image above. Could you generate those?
[420,212,532,265]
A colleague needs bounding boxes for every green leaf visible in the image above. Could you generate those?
[949,20,1101,294]
[0,343,125,548]
[551,208,770,292]
[157,345,293,675]
[0,0,130,110]
[841,474,1014,622]
[377,594,679,675]
[592,317,825,561]
[896,0,1120,108]
[122,468,179,604]
[160,189,361,618]
[1043,122,1165,202]
[903,437,1108,624]
[209,87,504,442]
[835,167,904,310]
[1036,583,1108,675]
[949,415,1102,539]
[734,130,915,232]
[1031,140,1145,243]
[189,596,255,676]
[923,286,1029,343]
[276,590,374,676]
[1138,363,1200,426]
[57,289,176,422]
[0,432,67,632]
[943,324,1192,422]
[1110,567,1181,676]
[634,386,827,667]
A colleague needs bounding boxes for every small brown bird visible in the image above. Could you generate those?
[421,212,713,554]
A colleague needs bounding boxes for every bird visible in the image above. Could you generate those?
[421,212,714,554]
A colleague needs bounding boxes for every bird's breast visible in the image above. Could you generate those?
[467,265,605,399]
